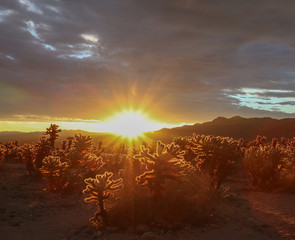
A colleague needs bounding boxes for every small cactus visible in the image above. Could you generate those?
[83,172,123,228]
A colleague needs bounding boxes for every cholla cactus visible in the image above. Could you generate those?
[190,134,241,190]
[73,134,92,153]
[0,144,6,165]
[100,153,127,175]
[83,172,123,228]
[4,141,21,162]
[244,145,287,189]
[134,141,189,198]
[20,144,36,175]
[69,134,93,167]
[44,124,62,149]
[40,156,69,191]
[79,153,105,177]
[174,136,197,164]
[34,137,51,170]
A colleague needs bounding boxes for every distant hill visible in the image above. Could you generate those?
[146,116,295,142]
[1,116,295,145]
[0,130,122,145]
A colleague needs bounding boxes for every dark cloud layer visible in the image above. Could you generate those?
[1,0,295,123]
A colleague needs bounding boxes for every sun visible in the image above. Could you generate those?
[102,109,162,138]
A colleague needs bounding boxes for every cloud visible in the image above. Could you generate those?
[81,33,99,43]
[0,0,295,123]
[18,0,42,14]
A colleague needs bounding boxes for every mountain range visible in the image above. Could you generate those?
[0,116,295,145]
[146,116,295,141]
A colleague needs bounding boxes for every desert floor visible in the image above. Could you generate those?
[0,162,294,240]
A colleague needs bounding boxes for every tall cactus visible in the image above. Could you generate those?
[44,124,62,149]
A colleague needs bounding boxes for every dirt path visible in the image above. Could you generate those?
[245,191,295,239]
[0,162,294,240]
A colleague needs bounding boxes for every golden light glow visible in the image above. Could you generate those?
[101,109,166,138]
[0,112,189,134]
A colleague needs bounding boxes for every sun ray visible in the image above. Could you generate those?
[101,109,166,139]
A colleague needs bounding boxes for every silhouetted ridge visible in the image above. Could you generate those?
[1,116,295,144]
[146,116,295,142]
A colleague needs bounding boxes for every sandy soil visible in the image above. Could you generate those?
[0,162,294,240]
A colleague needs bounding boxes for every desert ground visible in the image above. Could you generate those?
[0,161,294,240]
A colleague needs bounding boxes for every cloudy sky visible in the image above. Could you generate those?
[1,0,295,131]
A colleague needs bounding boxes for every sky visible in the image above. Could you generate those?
[0,0,295,132]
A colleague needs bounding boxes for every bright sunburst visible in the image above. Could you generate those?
[102,109,164,138]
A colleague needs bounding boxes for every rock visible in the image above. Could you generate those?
[141,232,162,240]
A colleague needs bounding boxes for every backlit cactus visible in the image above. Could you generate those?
[134,141,189,198]
[244,144,289,189]
[40,155,69,191]
[44,124,62,148]
[20,144,36,175]
[0,143,6,165]
[190,134,241,190]
[79,153,105,177]
[83,172,123,228]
